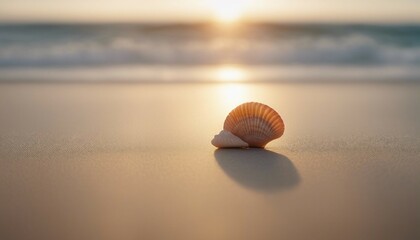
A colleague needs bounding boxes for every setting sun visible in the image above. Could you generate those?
[214,7,241,23]
[208,0,249,23]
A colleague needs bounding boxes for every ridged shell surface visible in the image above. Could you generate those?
[211,130,249,148]
[223,102,284,148]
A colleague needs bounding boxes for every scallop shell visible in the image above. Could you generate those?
[223,102,284,148]
[211,130,249,148]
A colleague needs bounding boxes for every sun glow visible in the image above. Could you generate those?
[215,7,241,23]
[209,0,249,24]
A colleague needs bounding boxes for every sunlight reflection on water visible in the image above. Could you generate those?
[214,65,248,82]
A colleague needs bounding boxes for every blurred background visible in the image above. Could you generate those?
[1,0,420,83]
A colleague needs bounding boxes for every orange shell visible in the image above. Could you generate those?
[223,102,284,148]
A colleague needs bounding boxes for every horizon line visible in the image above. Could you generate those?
[1,20,420,26]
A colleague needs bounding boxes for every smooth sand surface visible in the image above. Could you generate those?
[1,82,420,240]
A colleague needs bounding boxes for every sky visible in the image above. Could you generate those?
[0,0,419,23]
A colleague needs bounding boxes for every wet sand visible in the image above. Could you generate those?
[1,82,420,240]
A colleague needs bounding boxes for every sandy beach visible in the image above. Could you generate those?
[0,82,420,240]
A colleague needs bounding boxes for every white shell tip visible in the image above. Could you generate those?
[211,130,249,148]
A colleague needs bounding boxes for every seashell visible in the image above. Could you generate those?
[211,130,249,148]
[212,102,284,148]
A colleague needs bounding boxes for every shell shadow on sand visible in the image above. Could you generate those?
[214,149,300,192]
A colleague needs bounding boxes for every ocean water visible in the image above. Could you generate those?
[0,23,419,82]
